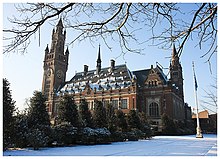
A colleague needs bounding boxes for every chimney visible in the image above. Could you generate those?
[110,59,115,71]
[84,65,88,76]
[151,65,153,69]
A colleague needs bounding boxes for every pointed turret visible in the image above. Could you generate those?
[64,47,69,71]
[96,44,102,74]
[65,47,69,55]
[45,44,49,53]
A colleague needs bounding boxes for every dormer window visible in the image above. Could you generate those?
[148,81,151,87]
[148,80,158,87]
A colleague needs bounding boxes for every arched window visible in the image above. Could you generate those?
[149,102,159,117]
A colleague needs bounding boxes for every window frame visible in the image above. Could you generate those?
[149,102,160,117]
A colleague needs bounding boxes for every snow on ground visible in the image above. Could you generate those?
[3,134,217,156]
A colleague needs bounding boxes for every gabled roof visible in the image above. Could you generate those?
[132,69,150,86]
[132,65,168,86]
[59,64,134,94]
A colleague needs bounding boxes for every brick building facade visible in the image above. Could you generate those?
[42,19,191,131]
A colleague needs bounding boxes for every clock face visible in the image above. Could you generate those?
[57,70,63,78]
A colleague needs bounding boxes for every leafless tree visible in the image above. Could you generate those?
[3,3,217,66]
[200,77,217,114]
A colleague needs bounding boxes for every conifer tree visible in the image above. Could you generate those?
[58,94,79,127]
[139,112,152,138]
[93,100,107,128]
[78,99,93,127]
[27,91,50,128]
[161,113,177,134]
[115,109,127,132]
[127,109,141,130]
[106,103,116,132]
[3,78,16,150]
[14,111,29,148]
[24,91,51,149]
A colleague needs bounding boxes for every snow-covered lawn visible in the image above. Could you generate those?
[3,134,217,156]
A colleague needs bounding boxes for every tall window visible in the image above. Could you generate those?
[88,101,94,110]
[112,99,118,109]
[54,103,59,115]
[121,99,128,109]
[149,102,159,117]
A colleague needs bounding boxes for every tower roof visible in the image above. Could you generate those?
[56,18,64,28]
[172,44,178,57]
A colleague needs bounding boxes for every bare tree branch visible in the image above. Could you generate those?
[3,2,217,68]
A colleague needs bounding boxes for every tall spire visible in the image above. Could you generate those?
[97,44,101,63]
[56,18,64,33]
[172,44,178,57]
[96,44,102,74]
[171,44,179,66]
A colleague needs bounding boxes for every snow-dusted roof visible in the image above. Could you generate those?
[58,64,134,94]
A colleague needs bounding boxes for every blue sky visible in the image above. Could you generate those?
[2,3,217,114]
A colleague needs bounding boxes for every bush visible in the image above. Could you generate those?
[26,128,49,150]
[161,113,177,135]
[125,129,144,141]
[141,125,153,139]
[110,131,126,142]
[53,123,78,146]
[79,127,111,145]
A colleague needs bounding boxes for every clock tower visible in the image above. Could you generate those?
[42,19,69,116]
[169,44,184,100]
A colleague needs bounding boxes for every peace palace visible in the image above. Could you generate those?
[42,19,192,131]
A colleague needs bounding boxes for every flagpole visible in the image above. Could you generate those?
[192,61,203,138]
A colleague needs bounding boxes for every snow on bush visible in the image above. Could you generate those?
[53,122,78,146]
[80,127,111,144]
[26,128,49,150]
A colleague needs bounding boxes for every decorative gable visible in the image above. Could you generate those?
[145,68,162,87]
